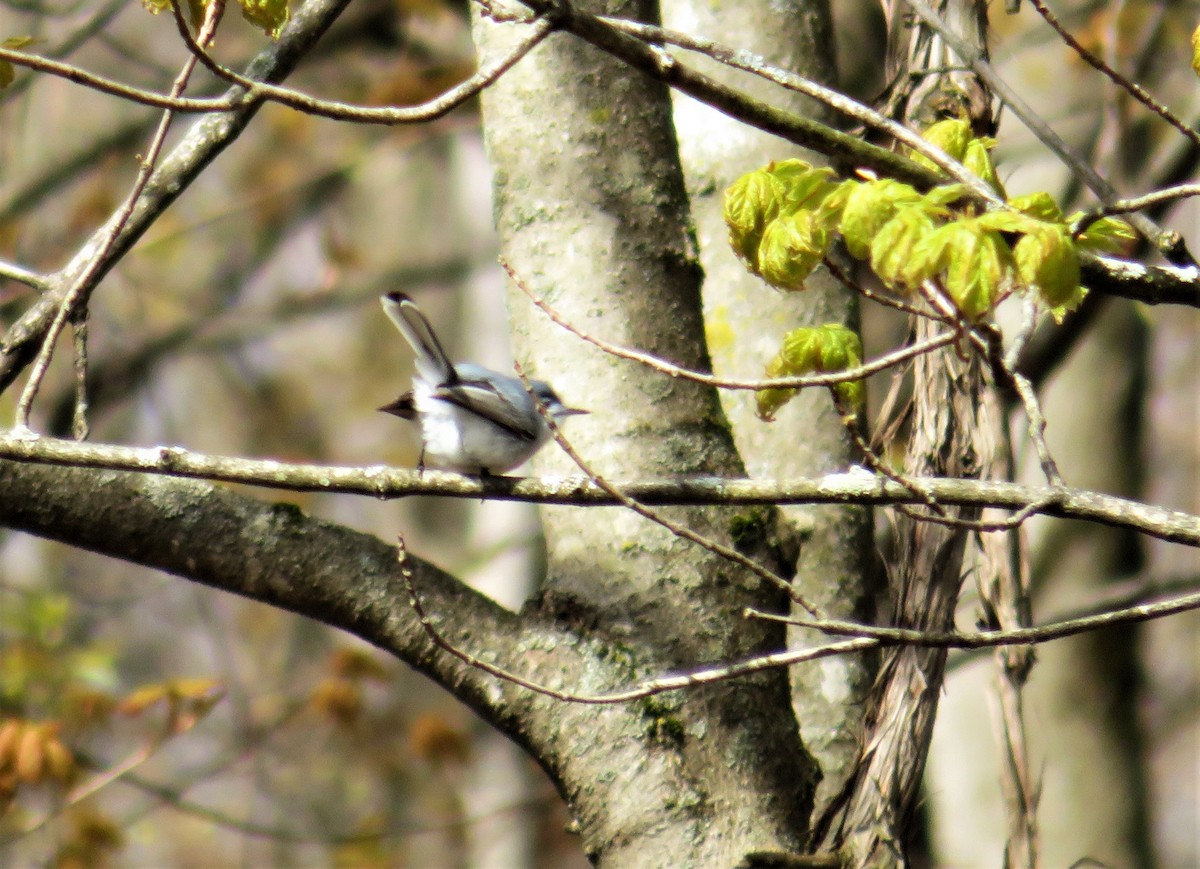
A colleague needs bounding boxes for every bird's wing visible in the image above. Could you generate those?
[433,376,540,441]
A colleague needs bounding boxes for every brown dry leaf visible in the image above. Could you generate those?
[408,712,470,766]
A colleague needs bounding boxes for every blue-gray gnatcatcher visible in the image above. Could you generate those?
[378,292,587,475]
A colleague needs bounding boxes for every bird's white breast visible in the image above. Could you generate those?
[413,381,548,473]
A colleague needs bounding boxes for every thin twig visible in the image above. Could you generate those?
[973,318,1065,487]
[514,361,824,617]
[12,3,226,430]
[1027,0,1200,148]
[70,316,89,441]
[0,44,242,113]
[505,258,955,391]
[400,532,876,703]
[0,259,49,292]
[168,0,557,126]
[1072,183,1200,235]
[403,527,1200,707]
[824,258,942,319]
[746,587,1200,646]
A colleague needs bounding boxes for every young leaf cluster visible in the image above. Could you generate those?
[141,0,290,39]
[724,119,1135,420]
[756,324,863,421]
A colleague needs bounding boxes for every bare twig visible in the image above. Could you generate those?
[400,532,875,703]
[0,259,48,292]
[12,2,226,430]
[506,258,956,391]
[746,587,1200,646]
[168,0,557,126]
[1027,0,1200,148]
[70,317,89,441]
[1072,183,1200,235]
[513,360,824,617]
[402,525,1200,707]
[0,43,241,113]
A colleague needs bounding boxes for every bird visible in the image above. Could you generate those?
[378,292,587,475]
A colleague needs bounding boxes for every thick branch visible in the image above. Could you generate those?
[0,458,531,735]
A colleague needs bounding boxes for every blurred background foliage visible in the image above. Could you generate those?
[0,0,1196,865]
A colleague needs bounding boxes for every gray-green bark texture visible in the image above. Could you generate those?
[470,1,826,864]
[659,0,876,813]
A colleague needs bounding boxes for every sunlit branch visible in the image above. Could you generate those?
[601,16,1001,204]
[1,433,1197,545]
[1028,0,1200,148]
[0,259,48,292]
[748,588,1200,647]
[504,257,956,391]
[168,0,557,125]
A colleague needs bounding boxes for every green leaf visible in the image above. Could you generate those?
[816,324,862,369]
[811,178,858,229]
[1046,286,1089,323]
[756,349,800,422]
[1192,24,1200,78]
[924,184,971,207]
[1008,191,1065,223]
[779,328,824,374]
[870,207,937,291]
[963,139,1005,196]
[239,0,290,37]
[770,160,839,215]
[758,210,831,292]
[0,36,36,89]
[950,226,1012,319]
[140,0,207,27]
[816,324,865,409]
[910,118,973,171]
[755,324,865,419]
[1075,215,1137,254]
[724,169,785,272]
[976,210,1043,234]
[839,178,923,259]
[1015,225,1080,307]
[918,219,1013,319]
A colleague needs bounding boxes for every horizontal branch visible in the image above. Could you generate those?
[751,588,1200,646]
[0,433,1196,545]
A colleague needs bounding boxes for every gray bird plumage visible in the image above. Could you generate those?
[379,292,586,474]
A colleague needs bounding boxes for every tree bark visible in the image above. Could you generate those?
[470,2,821,863]
[659,0,876,812]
